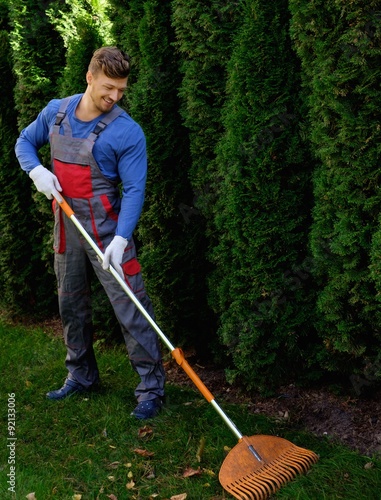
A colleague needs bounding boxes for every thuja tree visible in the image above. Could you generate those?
[210,0,317,392]
[290,0,381,382]
[123,0,212,349]
[171,0,239,355]
[0,1,35,314]
[5,0,68,315]
[171,0,237,220]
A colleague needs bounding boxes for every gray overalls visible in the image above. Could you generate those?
[51,97,165,402]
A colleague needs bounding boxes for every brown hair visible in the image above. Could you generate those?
[88,46,130,79]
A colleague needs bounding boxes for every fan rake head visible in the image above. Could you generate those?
[219,435,318,500]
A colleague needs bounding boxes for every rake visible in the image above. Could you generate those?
[54,192,318,500]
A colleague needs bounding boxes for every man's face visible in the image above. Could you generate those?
[86,70,128,114]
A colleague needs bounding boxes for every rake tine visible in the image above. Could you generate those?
[245,475,276,498]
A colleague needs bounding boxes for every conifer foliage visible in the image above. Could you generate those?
[290,0,381,377]
[209,0,317,391]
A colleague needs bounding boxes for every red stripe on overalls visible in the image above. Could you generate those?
[100,194,119,222]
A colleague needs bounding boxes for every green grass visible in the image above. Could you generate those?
[1,320,381,499]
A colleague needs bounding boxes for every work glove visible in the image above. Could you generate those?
[29,164,62,200]
[102,235,128,277]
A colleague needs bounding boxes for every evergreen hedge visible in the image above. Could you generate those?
[209,0,318,392]
[290,0,381,383]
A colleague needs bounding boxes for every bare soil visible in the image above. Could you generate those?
[164,355,381,458]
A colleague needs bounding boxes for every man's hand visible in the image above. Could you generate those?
[29,165,62,200]
[102,235,128,277]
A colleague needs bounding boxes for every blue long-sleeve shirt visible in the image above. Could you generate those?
[15,94,147,240]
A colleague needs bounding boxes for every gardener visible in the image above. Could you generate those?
[15,46,165,420]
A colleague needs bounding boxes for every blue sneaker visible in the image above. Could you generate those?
[131,398,163,420]
[46,378,86,400]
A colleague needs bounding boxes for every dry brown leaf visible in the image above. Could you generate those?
[364,462,374,469]
[126,480,135,490]
[72,495,82,500]
[107,495,118,500]
[26,494,37,500]
[170,494,187,500]
[138,425,153,438]
[107,461,120,469]
[134,448,154,458]
[182,466,202,478]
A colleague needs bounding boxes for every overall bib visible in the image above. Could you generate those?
[50,97,165,402]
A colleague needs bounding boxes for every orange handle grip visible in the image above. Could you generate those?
[56,194,75,218]
[171,348,214,403]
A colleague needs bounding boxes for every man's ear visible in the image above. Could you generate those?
[86,71,93,85]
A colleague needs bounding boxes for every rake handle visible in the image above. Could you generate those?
[171,348,214,402]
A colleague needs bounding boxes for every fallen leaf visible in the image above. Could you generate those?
[25,380,32,387]
[26,494,36,500]
[170,494,187,500]
[107,495,118,500]
[364,462,374,469]
[203,468,215,476]
[138,425,154,438]
[223,445,231,456]
[196,437,206,462]
[134,448,154,458]
[107,461,120,469]
[72,496,82,500]
[127,471,133,479]
[183,466,202,478]
[109,445,117,449]
[107,476,115,481]
[126,480,135,490]
[102,428,108,437]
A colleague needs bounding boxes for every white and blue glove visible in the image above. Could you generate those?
[102,235,128,277]
[29,165,62,200]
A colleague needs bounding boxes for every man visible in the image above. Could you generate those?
[15,46,165,420]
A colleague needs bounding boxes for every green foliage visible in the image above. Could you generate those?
[0,1,58,315]
[209,0,318,393]
[289,0,381,378]
[172,0,237,211]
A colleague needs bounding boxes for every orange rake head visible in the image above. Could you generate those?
[219,435,318,500]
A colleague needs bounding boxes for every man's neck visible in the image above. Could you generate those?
[75,92,102,122]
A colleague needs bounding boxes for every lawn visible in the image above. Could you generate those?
[0,319,380,499]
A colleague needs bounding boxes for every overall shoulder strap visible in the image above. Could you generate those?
[53,97,73,136]
[87,106,125,142]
